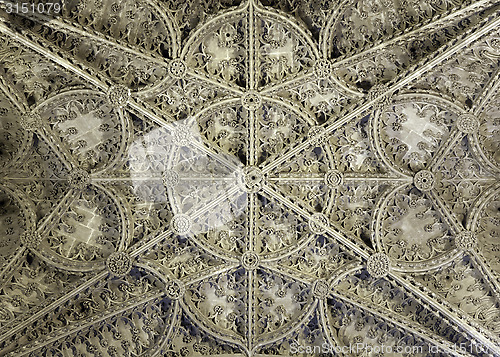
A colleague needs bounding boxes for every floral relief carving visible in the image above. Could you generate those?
[0,0,499,356]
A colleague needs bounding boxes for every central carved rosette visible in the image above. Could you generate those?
[242,166,264,193]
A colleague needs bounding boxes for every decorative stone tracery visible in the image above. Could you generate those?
[0,0,499,355]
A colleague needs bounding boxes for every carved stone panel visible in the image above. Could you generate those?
[0,0,499,356]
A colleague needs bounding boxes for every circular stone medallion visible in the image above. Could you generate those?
[455,231,477,251]
[241,251,260,270]
[309,213,329,234]
[243,166,264,193]
[413,170,435,191]
[107,85,130,107]
[324,170,343,188]
[169,59,187,79]
[457,114,479,134]
[367,253,390,279]
[166,279,185,300]
[106,252,132,277]
[241,92,262,110]
[171,214,192,235]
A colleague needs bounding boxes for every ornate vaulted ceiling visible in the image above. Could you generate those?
[0,0,499,356]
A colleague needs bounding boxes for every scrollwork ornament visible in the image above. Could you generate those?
[455,231,477,251]
[456,114,479,134]
[68,169,90,190]
[413,170,435,191]
[2,1,500,354]
[107,85,130,107]
[171,214,192,235]
[367,253,390,278]
[168,59,187,79]
[165,279,185,300]
[241,251,260,270]
[106,252,132,277]
[20,230,42,249]
[20,111,42,131]
[309,213,329,234]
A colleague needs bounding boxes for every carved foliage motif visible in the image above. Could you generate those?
[0,0,499,356]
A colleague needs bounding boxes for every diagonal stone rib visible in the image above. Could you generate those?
[426,189,463,235]
[36,189,79,237]
[262,184,372,261]
[12,290,165,356]
[474,68,500,113]
[12,12,168,66]
[428,128,463,171]
[263,15,500,175]
[0,271,108,345]
[332,289,476,357]
[390,271,500,355]
[0,21,108,90]
[37,125,79,171]
[470,251,500,310]
[0,247,26,291]
[331,0,500,68]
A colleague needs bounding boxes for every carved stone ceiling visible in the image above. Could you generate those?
[0,0,499,356]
